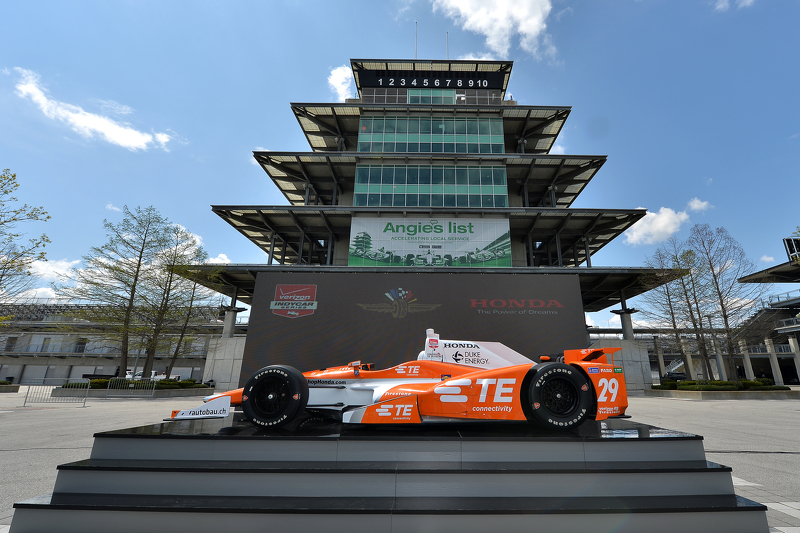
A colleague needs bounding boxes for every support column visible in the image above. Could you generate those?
[764,338,784,385]
[788,335,800,386]
[268,235,275,265]
[615,311,636,340]
[711,335,727,381]
[654,336,666,378]
[583,238,592,267]
[611,291,638,341]
[222,308,246,338]
[681,338,697,379]
[738,339,755,380]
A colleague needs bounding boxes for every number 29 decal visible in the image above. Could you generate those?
[597,378,619,402]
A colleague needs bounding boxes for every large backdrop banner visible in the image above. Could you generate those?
[240,272,587,385]
[348,216,511,268]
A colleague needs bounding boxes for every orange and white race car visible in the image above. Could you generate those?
[205,329,628,431]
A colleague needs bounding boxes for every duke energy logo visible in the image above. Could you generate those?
[270,284,318,319]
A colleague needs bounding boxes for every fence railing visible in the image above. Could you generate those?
[768,289,800,306]
[776,317,800,329]
[105,378,157,398]
[23,378,89,407]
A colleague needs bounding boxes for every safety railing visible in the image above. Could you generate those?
[105,378,157,398]
[23,378,89,407]
[768,289,800,306]
[776,317,800,329]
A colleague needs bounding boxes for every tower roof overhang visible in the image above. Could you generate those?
[739,261,800,283]
[350,58,513,98]
[181,262,663,314]
[210,205,644,271]
[252,151,606,209]
[290,103,569,154]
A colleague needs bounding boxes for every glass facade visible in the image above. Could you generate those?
[358,117,505,154]
[353,165,508,208]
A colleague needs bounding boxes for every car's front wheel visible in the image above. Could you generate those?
[527,363,592,430]
[241,365,308,428]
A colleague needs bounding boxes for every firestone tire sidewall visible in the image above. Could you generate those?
[528,363,591,430]
[242,365,309,428]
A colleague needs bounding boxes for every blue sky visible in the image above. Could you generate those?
[1,0,798,328]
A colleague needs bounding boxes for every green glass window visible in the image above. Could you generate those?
[354,165,509,209]
[358,117,505,154]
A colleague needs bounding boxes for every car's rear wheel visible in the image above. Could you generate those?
[241,365,308,428]
[527,363,592,430]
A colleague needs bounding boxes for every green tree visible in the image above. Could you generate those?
[136,224,209,378]
[56,206,169,375]
[0,169,50,300]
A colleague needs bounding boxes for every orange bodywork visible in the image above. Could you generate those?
[206,346,628,424]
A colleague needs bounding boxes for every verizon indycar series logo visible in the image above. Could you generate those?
[356,287,441,319]
[270,284,318,319]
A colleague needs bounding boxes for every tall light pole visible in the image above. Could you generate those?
[705,314,724,380]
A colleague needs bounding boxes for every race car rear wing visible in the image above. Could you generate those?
[563,347,622,366]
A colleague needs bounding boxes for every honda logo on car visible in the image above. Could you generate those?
[443,343,480,348]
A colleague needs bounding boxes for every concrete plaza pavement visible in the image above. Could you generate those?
[0,388,798,532]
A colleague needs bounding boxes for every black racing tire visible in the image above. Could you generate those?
[527,363,592,430]
[241,365,308,429]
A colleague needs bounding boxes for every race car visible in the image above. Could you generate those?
[205,329,628,431]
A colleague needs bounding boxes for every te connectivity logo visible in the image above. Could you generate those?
[356,287,441,319]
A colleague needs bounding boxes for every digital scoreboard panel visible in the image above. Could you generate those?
[358,70,506,90]
[239,271,587,385]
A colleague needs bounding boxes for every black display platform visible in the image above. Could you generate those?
[11,415,769,533]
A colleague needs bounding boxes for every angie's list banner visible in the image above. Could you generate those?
[348,216,511,268]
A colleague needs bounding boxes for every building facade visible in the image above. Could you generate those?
[0,301,223,383]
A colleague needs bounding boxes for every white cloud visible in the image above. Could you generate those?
[624,207,690,245]
[584,313,596,327]
[14,67,174,152]
[714,0,755,11]
[555,7,573,21]
[250,146,268,166]
[432,0,555,59]
[106,203,122,212]
[327,65,353,102]
[550,131,566,154]
[94,99,133,116]
[706,177,713,186]
[687,197,713,212]
[207,253,231,264]
[16,287,58,300]
[30,258,80,281]
[760,255,775,263]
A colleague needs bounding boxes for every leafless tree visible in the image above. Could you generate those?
[689,224,771,381]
